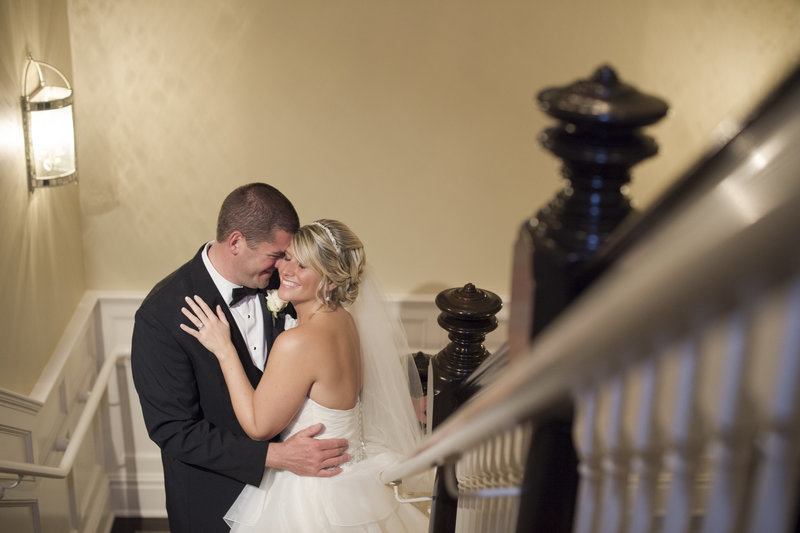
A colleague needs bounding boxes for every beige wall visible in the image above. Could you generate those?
[70,0,800,300]
[66,0,800,301]
[0,0,86,394]
[1,0,798,395]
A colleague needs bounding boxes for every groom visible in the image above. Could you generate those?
[131,183,349,533]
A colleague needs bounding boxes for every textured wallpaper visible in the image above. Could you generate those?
[0,0,86,394]
[66,0,800,300]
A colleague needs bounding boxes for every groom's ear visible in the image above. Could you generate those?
[227,231,245,255]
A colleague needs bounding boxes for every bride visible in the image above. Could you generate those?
[180,219,429,532]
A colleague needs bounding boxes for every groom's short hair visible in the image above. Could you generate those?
[216,183,299,245]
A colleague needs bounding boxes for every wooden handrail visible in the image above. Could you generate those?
[383,197,800,485]
[0,351,129,481]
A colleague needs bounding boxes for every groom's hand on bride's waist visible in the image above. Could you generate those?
[264,422,350,477]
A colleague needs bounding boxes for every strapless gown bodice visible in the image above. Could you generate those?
[224,398,427,532]
[280,397,365,463]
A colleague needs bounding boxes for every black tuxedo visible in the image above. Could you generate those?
[131,245,286,533]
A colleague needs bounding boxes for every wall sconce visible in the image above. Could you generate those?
[21,54,78,192]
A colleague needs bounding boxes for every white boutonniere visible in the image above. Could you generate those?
[265,290,288,318]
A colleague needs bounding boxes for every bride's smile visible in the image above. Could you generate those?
[277,246,322,308]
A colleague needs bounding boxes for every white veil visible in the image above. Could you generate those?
[349,267,426,471]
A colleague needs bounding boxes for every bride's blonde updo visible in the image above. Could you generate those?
[290,219,366,308]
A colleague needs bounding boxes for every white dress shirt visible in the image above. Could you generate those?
[201,242,268,371]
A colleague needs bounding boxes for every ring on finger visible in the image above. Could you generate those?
[198,323,204,329]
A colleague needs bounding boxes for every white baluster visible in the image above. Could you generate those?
[662,334,702,533]
[598,372,630,533]
[456,446,476,533]
[747,277,800,533]
[627,356,660,533]
[497,429,513,530]
[573,386,601,533]
[478,439,491,533]
[701,307,753,533]
[486,433,503,532]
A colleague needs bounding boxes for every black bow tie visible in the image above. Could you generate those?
[229,286,264,306]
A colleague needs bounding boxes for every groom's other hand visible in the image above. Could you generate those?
[265,423,350,477]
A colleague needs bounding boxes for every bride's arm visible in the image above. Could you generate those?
[180,296,313,440]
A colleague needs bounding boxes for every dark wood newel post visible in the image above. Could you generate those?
[430,282,502,421]
[428,282,502,533]
[510,65,668,532]
[423,66,667,533]
[510,64,669,354]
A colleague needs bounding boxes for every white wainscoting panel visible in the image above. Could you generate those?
[0,293,114,533]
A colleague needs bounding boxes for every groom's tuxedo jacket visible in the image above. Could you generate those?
[131,245,285,533]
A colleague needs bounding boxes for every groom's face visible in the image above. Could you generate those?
[234,229,293,289]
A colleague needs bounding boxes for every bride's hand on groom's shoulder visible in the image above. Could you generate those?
[180,295,234,361]
[265,423,350,477]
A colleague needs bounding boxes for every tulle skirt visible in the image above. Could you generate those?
[224,451,428,532]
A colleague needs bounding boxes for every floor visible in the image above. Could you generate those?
[110,517,170,533]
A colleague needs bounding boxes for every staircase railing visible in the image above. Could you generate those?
[385,63,800,533]
[0,351,129,485]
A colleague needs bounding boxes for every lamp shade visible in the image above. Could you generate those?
[21,56,78,191]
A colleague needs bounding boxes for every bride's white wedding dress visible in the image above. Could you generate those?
[224,397,428,532]
[225,269,429,532]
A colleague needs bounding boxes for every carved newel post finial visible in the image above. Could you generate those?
[535,64,669,259]
[509,65,669,349]
[431,283,502,392]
